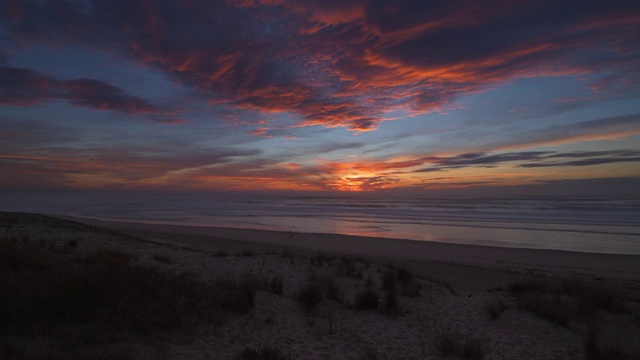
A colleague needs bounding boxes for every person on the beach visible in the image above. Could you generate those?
[289,231,293,238]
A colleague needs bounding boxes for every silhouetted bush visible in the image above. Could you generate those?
[507,279,548,295]
[297,282,325,311]
[485,300,508,320]
[214,249,228,257]
[269,275,284,295]
[0,241,258,358]
[382,269,397,291]
[507,279,627,327]
[354,287,379,311]
[236,343,291,360]
[584,324,635,360]
[433,329,486,360]
[152,254,172,264]
[241,249,255,257]
[382,291,399,315]
[319,274,341,301]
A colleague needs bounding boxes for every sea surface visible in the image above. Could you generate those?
[3,193,640,255]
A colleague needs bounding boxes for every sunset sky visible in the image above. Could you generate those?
[1,0,640,196]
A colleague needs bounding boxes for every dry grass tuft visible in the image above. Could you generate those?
[0,237,259,359]
[354,286,379,311]
[296,274,342,311]
[485,300,508,320]
[236,343,291,360]
[507,279,627,327]
[269,275,284,295]
[152,254,172,264]
[297,282,325,311]
[214,249,228,257]
[433,329,486,360]
[584,324,636,360]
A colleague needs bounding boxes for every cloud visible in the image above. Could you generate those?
[322,148,640,177]
[414,150,640,172]
[3,0,639,131]
[518,150,640,168]
[0,65,179,122]
[0,145,263,189]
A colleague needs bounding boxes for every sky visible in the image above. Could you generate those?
[1,0,640,197]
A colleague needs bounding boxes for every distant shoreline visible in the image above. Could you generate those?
[54,214,640,282]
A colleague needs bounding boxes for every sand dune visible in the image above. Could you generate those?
[2,212,639,359]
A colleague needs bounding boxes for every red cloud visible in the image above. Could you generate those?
[4,1,640,131]
[0,65,180,123]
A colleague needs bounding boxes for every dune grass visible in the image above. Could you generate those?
[432,329,486,360]
[296,274,342,311]
[0,236,259,359]
[235,343,291,360]
[507,278,627,327]
[484,300,508,320]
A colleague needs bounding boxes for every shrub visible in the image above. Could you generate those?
[401,281,421,297]
[584,324,634,360]
[485,300,508,320]
[396,266,413,285]
[0,237,57,272]
[382,291,399,315]
[561,281,626,315]
[338,256,360,278]
[507,279,548,295]
[152,254,172,264]
[433,329,486,360]
[382,269,397,291]
[84,249,133,266]
[354,287,379,311]
[241,249,255,257]
[319,275,341,301]
[297,282,325,311]
[269,275,284,295]
[507,279,626,327]
[236,344,291,360]
[0,247,258,346]
[214,249,228,257]
[310,253,334,267]
[516,293,572,327]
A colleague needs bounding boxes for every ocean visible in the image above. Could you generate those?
[3,193,640,255]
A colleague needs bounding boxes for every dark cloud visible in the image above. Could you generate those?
[402,176,640,198]
[471,113,640,151]
[408,150,640,172]
[314,142,365,154]
[0,146,263,188]
[3,0,638,131]
[519,152,640,168]
[0,65,179,122]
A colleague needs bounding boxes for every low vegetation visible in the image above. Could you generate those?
[584,324,637,360]
[485,300,508,320]
[432,329,486,360]
[382,266,421,297]
[214,249,228,257]
[354,286,379,311]
[269,274,284,295]
[236,343,291,360]
[507,279,627,327]
[0,236,259,359]
[152,254,172,263]
[296,274,342,311]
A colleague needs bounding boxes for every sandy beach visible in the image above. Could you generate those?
[2,212,640,359]
[59,215,640,285]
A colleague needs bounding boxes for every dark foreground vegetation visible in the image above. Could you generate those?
[2,212,639,360]
[0,236,257,359]
[504,279,639,360]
